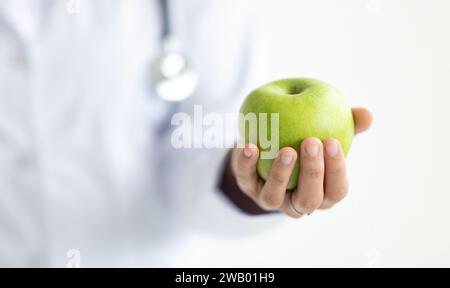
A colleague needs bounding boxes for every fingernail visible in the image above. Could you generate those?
[305,144,319,157]
[281,154,293,165]
[326,142,339,157]
[243,148,253,158]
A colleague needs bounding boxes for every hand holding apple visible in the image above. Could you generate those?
[231,78,372,217]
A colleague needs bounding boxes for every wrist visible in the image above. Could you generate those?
[219,150,271,215]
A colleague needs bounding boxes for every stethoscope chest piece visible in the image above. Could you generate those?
[152,0,199,102]
[152,45,199,102]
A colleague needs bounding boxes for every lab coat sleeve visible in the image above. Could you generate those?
[159,136,283,237]
[157,7,284,236]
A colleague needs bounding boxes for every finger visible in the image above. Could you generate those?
[292,138,325,215]
[352,107,373,134]
[280,191,305,219]
[258,147,297,210]
[320,138,349,209]
[232,144,260,199]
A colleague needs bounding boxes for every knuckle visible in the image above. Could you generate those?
[260,190,283,209]
[327,186,348,203]
[298,197,323,211]
[270,170,288,185]
[236,160,252,173]
[234,170,248,182]
[327,164,345,176]
[303,167,323,180]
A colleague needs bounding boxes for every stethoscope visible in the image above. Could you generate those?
[152,0,199,102]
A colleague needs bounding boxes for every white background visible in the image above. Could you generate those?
[179,0,450,267]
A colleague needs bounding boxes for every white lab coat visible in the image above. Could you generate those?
[0,0,278,267]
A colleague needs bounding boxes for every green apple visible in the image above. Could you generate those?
[239,78,354,189]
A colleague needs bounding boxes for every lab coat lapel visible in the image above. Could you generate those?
[0,0,52,43]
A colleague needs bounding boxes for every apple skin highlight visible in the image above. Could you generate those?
[239,78,354,189]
